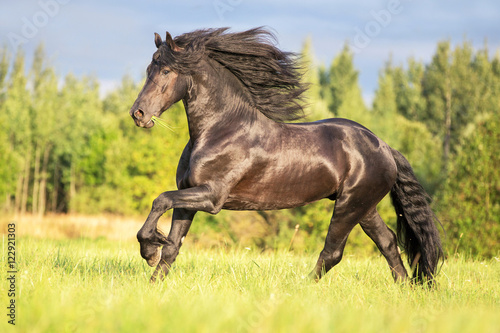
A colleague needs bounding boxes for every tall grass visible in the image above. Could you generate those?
[1,236,499,332]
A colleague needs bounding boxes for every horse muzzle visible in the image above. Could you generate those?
[130,108,154,128]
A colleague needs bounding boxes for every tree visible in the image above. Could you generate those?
[391,58,426,122]
[438,113,500,256]
[299,37,330,121]
[422,41,454,169]
[422,40,497,172]
[372,62,398,141]
[103,74,141,132]
[0,47,16,211]
[0,46,9,98]
[56,73,103,213]
[328,43,367,123]
[29,44,59,216]
[2,49,32,215]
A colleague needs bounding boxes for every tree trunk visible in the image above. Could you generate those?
[51,161,59,213]
[20,146,31,216]
[69,160,76,213]
[5,193,11,212]
[38,144,51,217]
[443,76,452,172]
[32,144,41,214]
[14,172,23,215]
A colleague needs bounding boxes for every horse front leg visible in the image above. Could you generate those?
[150,208,196,283]
[137,207,168,268]
[137,186,222,278]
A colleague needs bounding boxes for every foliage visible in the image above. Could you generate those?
[0,39,499,257]
[438,113,500,256]
[324,43,368,123]
[299,37,330,121]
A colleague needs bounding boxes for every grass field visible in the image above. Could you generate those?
[1,234,499,333]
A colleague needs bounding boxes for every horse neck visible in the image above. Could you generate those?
[182,59,275,142]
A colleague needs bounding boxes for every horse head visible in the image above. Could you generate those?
[130,32,188,128]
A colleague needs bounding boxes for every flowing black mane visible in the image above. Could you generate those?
[158,27,307,122]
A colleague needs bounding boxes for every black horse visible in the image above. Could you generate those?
[130,28,443,284]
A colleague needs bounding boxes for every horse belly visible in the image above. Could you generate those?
[223,163,339,211]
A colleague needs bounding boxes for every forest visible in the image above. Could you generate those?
[0,39,498,257]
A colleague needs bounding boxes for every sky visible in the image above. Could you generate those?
[1,0,500,104]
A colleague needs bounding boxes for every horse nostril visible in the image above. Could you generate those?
[134,109,144,119]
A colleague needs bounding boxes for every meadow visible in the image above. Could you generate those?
[1,222,499,333]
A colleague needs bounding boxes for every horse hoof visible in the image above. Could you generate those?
[308,271,320,282]
[146,247,162,267]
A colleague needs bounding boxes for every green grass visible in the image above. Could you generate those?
[2,237,499,333]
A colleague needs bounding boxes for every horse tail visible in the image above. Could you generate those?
[389,148,443,284]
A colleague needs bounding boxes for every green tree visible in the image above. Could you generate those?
[2,49,32,215]
[0,46,9,98]
[103,74,141,132]
[392,58,426,122]
[0,47,17,211]
[299,37,330,121]
[438,113,500,256]
[328,43,367,123]
[372,62,398,140]
[29,44,59,215]
[422,41,453,168]
[422,40,497,172]
[56,74,103,212]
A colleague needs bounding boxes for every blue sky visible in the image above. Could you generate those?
[2,0,500,104]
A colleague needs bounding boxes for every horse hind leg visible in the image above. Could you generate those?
[359,208,408,282]
[309,197,366,281]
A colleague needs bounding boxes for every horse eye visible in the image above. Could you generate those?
[162,69,170,75]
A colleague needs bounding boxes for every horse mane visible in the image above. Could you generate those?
[159,27,307,122]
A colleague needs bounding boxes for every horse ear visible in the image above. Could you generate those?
[165,32,181,51]
[154,32,162,48]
